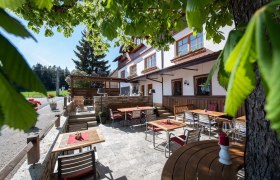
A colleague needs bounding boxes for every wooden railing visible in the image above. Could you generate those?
[163,96,245,117]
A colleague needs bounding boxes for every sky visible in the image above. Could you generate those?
[1,13,120,72]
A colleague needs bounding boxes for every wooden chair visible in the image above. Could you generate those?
[144,112,162,147]
[109,108,124,126]
[68,123,88,132]
[183,111,198,129]
[208,103,218,111]
[165,129,201,157]
[56,149,97,180]
[198,114,217,139]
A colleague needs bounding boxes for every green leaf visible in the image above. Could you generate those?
[186,0,211,29]
[0,71,37,130]
[0,34,46,94]
[264,13,280,133]
[0,0,25,10]
[0,9,36,41]
[33,0,53,11]
[224,17,257,116]
[206,30,243,90]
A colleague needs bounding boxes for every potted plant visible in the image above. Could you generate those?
[99,111,107,124]
[28,98,41,111]
[48,94,57,110]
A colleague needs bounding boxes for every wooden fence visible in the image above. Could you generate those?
[163,96,245,117]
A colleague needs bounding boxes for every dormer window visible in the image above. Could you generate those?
[135,38,142,46]
[176,32,203,57]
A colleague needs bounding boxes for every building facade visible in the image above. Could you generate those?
[114,26,238,113]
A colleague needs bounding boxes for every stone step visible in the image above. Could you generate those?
[156,107,165,110]
[159,112,173,117]
[69,113,95,119]
[87,121,98,127]
[69,116,96,124]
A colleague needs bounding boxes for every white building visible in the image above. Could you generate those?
[114,26,238,113]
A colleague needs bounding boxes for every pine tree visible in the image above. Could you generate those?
[72,30,110,76]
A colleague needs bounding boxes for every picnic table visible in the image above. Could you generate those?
[52,129,105,153]
[190,109,226,117]
[162,140,244,180]
[117,106,154,124]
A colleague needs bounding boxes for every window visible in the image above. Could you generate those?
[176,32,203,56]
[135,38,142,46]
[172,79,183,96]
[145,54,156,69]
[121,70,125,78]
[130,65,137,76]
[194,74,211,96]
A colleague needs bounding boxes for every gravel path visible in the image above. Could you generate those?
[0,97,64,170]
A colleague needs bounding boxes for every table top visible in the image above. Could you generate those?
[191,109,226,117]
[52,129,105,153]
[162,140,244,180]
[236,116,246,121]
[147,119,186,131]
[117,106,153,112]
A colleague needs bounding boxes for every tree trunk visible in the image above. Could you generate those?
[231,0,280,179]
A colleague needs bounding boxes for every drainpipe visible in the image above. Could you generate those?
[161,50,164,107]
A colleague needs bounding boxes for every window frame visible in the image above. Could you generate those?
[171,78,183,96]
[176,32,204,57]
[193,74,212,96]
[129,64,137,76]
[144,53,157,70]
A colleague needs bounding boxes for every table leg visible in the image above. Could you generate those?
[165,131,170,158]
[124,112,127,126]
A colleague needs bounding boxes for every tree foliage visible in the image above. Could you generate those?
[73,31,110,76]
[32,63,70,90]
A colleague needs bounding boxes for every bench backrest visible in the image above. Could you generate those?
[173,104,194,115]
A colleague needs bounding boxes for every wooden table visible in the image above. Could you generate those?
[148,119,186,150]
[191,109,226,117]
[236,116,246,121]
[117,106,154,124]
[52,129,105,153]
[162,140,244,180]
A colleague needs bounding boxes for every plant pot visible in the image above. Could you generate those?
[99,115,106,124]
[50,103,57,110]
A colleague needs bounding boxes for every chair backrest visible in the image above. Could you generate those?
[132,110,141,118]
[208,103,218,111]
[184,111,194,120]
[57,149,96,180]
[198,114,210,123]
[186,129,201,144]
[109,108,114,119]
[146,109,154,115]
[68,123,88,132]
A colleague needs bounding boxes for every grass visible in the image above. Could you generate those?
[21,90,69,98]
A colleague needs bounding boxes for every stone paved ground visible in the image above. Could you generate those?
[93,122,212,180]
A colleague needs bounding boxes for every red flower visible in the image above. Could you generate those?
[34,107,38,111]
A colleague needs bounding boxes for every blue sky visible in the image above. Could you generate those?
[1,13,120,71]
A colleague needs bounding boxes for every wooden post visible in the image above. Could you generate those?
[63,97,67,109]
[55,114,61,128]
[27,134,40,165]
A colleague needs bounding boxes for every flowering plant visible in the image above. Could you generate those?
[47,94,57,105]
[28,98,41,111]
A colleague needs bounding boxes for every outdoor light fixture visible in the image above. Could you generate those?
[149,89,155,94]
[184,80,189,86]
[97,88,106,112]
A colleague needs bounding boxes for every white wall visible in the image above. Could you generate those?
[203,24,234,52]
[162,61,226,96]
[138,78,162,105]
